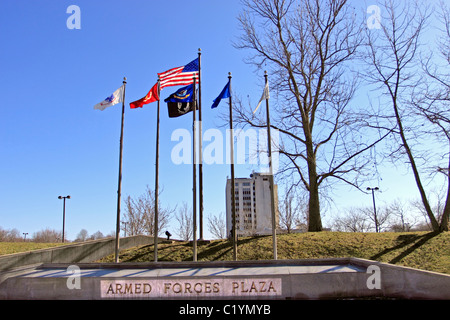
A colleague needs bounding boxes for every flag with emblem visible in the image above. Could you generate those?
[164,84,197,118]
[158,58,199,90]
[94,85,125,111]
[130,82,159,109]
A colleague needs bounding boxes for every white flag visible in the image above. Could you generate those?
[94,85,124,111]
[253,81,270,114]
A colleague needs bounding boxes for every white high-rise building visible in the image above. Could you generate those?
[225,172,278,237]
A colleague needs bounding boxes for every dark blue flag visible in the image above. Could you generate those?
[211,80,231,109]
[164,84,194,103]
[164,84,196,118]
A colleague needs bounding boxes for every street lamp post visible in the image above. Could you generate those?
[121,221,128,237]
[58,195,71,242]
[366,187,380,232]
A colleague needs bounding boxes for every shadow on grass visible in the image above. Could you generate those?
[195,237,262,261]
[138,241,235,262]
[121,243,189,262]
[197,241,232,261]
[370,231,440,264]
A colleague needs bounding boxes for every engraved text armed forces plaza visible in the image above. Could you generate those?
[100,278,282,298]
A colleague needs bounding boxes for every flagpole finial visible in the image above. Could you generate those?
[123,77,127,83]
[228,72,232,78]
[198,48,201,53]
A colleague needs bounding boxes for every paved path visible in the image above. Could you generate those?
[13,263,365,279]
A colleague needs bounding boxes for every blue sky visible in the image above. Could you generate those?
[0,0,442,240]
[0,0,267,240]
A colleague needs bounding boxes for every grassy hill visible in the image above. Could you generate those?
[99,231,450,275]
[0,242,67,255]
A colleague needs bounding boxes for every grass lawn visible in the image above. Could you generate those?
[0,242,67,256]
[99,231,450,275]
[3,232,448,275]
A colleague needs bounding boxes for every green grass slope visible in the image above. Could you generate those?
[0,242,67,255]
[100,231,450,275]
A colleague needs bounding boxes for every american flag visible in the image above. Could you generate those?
[158,58,199,90]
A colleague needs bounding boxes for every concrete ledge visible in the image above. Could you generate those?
[1,258,449,300]
[0,235,159,271]
[347,258,450,299]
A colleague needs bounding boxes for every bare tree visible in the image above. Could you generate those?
[175,202,193,241]
[0,227,22,242]
[279,192,297,233]
[278,183,305,233]
[234,0,389,231]
[32,228,61,243]
[122,186,173,236]
[123,195,146,235]
[411,188,449,231]
[361,206,392,233]
[334,205,391,233]
[363,0,449,231]
[333,208,371,232]
[89,231,105,240]
[387,199,419,232]
[414,2,450,231]
[207,212,226,239]
[75,229,89,242]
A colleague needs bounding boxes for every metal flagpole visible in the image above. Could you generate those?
[114,77,127,263]
[228,73,238,261]
[192,76,198,261]
[154,78,161,262]
[198,48,204,241]
[264,71,277,260]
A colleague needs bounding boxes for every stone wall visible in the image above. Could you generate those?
[0,235,157,271]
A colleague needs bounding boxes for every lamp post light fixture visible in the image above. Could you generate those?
[121,221,128,237]
[23,232,28,241]
[58,195,71,242]
[366,187,380,232]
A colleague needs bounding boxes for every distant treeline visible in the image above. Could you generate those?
[0,227,113,243]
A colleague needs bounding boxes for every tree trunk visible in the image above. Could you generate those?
[440,151,450,231]
[391,97,440,231]
[441,191,450,231]
[308,179,322,232]
[306,136,322,232]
